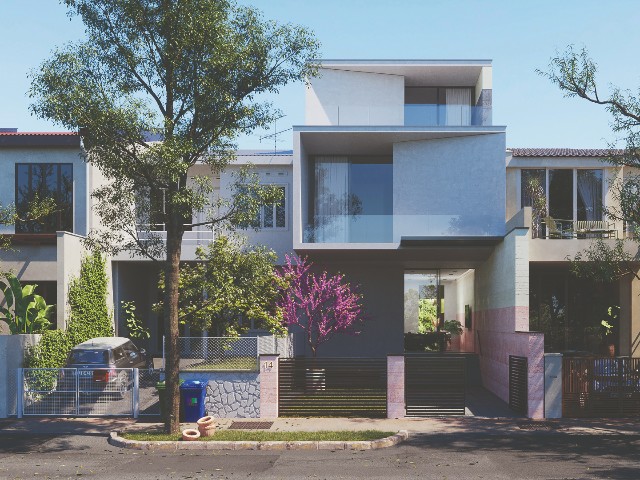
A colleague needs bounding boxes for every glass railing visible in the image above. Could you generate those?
[404,104,491,127]
[303,214,503,243]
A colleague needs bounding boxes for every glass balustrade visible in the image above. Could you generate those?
[404,104,491,127]
[303,214,503,243]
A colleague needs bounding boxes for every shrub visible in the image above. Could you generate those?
[25,251,113,370]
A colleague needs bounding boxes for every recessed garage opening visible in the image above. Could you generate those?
[402,269,521,417]
[403,269,474,352]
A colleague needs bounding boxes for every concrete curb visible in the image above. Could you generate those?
[108,430,409,451]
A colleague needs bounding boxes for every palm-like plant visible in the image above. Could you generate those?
[0,274,54,334]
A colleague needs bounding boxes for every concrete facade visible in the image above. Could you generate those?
[0,334,40,418]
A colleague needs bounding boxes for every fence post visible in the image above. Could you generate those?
[259,354,279,418]
[75,368,80,416]
[132,368,139,419]
[387,355,405,419]
[16,368,23,419]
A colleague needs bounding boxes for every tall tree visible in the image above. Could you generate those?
[29,0,319,433]
[538,46,640,281]
[276,256,365,357]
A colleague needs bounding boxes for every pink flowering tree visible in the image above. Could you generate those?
[277,255,365,357]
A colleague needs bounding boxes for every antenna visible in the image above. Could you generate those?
[259,115,292,153]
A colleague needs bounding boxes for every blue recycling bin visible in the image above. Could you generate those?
[180,380,207,422]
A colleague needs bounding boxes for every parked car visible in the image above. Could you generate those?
[62,337,148,398]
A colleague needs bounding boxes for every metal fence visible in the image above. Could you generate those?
[19,368,136,417]
[138,368,162,416]
[167,335,292,372]
[563,357,640,417]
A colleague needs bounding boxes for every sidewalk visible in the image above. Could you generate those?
[3,416,640,437]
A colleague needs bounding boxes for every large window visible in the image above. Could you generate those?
[530,266,619,353]
[404,87,474,126]
[308,156,392,242]
[520,168,604,222]
[16,163,73,233]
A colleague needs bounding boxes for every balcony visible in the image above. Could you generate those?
[304,214,503,244]
[404,104,491,127]
[137,224,215,246]
[532,218,619,240]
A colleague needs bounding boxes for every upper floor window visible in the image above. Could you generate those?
[307,156,392,243]
[259,185,286,229]
[405,87,476,126]
[15,163,73,233]
[520,168,604,226]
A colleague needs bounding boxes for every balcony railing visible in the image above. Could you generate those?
[137,224,215,245]
[304,214,503,243]
[533,218,618,240]
[404,104,491,127]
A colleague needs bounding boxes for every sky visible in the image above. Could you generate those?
[1,0,640,150]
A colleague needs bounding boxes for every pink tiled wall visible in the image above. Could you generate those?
[387,355,405,418]
[259,354,279,418]
[475,307,544,418]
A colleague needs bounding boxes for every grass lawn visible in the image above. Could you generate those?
[122,430,395,442]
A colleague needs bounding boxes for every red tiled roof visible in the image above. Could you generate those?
[509,148,624,157]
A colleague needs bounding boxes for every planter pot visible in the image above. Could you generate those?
[182,428,201,441]
[197,415,216,437]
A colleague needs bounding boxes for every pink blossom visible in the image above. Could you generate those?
[276,255,365,357]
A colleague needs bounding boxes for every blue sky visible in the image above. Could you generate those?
[1,0,639,149]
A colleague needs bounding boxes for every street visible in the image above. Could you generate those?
[0,430,639,479]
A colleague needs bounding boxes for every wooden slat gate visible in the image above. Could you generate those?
[563,357,640,418]
[405,354,466,416]
[509,356,528,415]
[278,358,387,417]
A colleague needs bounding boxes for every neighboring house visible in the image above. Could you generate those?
[1,60,639,417]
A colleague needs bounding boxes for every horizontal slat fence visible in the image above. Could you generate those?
[563,357,640,417]
[509,356,528,416]
[405,354,466,417]
[278,358,387,417]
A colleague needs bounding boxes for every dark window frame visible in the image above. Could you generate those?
[15,163,74,233]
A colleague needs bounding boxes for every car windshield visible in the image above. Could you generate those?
[69,350,109,364]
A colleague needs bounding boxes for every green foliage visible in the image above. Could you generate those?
[0,273,53,334]
[417,299,437,333]
[66,251,113,346]
[570,239,637,281]
[443,319,463,336]
[156,235,284,335]
[122,301,150,340]
[25,251,113,371]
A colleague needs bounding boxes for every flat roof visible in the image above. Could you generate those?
[314,60,491,87]
[0,132,80,148]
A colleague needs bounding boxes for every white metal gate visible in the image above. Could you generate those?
[17,368,162,417]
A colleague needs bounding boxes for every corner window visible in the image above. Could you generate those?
[260,186,286,229]
[15,163,73,233]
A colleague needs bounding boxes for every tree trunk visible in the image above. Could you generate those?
[164,213,183,434]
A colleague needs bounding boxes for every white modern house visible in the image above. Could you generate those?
[2,60,639,419]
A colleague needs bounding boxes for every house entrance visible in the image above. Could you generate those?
[403,269,474,416]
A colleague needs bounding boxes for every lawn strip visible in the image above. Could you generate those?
[122,430,395,442]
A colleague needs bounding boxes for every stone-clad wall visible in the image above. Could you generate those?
[180,372,260,418]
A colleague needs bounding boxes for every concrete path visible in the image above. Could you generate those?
[4,415,640,437]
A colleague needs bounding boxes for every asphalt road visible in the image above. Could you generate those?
[0,431,639,479]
